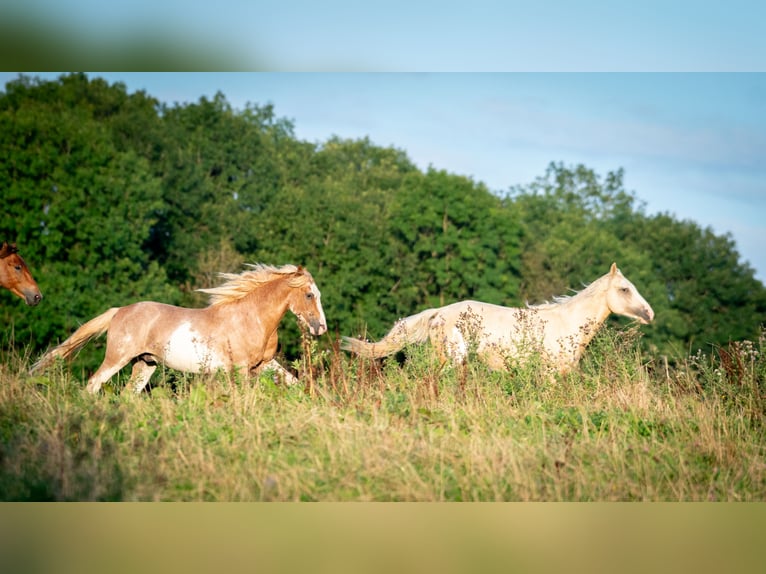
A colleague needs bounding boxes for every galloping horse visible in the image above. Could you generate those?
[31,264,327,393]
[342,263,654,375]
[0,242,42,306]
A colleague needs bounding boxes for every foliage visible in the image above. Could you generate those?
[626,213,766,354]
[1,73,764,377]
[509,162,647,300]
[0,74,178,364]
[390,168,521,310]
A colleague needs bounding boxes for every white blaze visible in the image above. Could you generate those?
[311,283,327,333]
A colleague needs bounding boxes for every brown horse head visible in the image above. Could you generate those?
[0,242,43,305]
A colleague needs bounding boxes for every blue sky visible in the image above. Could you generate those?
[10,1,766,70]
[2,72,765,282]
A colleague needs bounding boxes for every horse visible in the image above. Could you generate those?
[31,264,327,394]
[0,242,42,306]
[342,263,654,375]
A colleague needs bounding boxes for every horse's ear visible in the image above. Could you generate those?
[296,265,304,274]
[0,242,15,258]
[609,262,618,275]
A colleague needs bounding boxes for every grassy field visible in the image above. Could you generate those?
[1,326,764,501]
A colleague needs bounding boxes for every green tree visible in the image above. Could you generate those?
[628,214,766,354]
[389,168,522,311]
[249,137,418,344]
[0,74,178,361]
[509,162,648,301]
[149,94,314,295]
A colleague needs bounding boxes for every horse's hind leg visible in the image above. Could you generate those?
[127,356,157,394]
[429,317,462,366]
[85,341,133,394]
[86,359,129,394]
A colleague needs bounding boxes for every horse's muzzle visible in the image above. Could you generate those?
[637,306,654,324]
[309,318,327,336]
[24,290,43,306]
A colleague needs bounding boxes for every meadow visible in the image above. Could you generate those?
[1,326,764,501]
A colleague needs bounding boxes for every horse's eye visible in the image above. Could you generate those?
[620,287,629,293]
[305,292,314,300]
[14,265,22,272]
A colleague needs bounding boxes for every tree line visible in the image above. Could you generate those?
[2,73,764,370]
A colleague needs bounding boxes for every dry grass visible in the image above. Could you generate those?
[1,327,764,501]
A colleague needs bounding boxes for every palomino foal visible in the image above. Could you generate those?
[343,263,654,375]
[32,264,327,393]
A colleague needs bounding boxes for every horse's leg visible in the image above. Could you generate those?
[429,315,463,366]
[127,356,158,394]
[85,338,133,394]
[252,331,298,385]
[258,358,299,386]
[86,360,129,394]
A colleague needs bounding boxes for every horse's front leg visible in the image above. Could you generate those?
[250,331,299,386]
[253,358,299,386]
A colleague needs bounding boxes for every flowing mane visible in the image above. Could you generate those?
[198,263,311,306]
[528,274,609,310]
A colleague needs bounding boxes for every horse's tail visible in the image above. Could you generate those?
[30,307,121,373]
[341,308,440,359]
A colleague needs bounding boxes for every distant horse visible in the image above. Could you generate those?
[0,242,42,306]
[342,263,654,375]
[31,264,327,393]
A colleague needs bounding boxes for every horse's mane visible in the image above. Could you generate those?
[527,272,610,310]
[198,263,311,306]
[0,242,19,259]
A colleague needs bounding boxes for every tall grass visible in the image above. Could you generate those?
[1,327,764,501]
